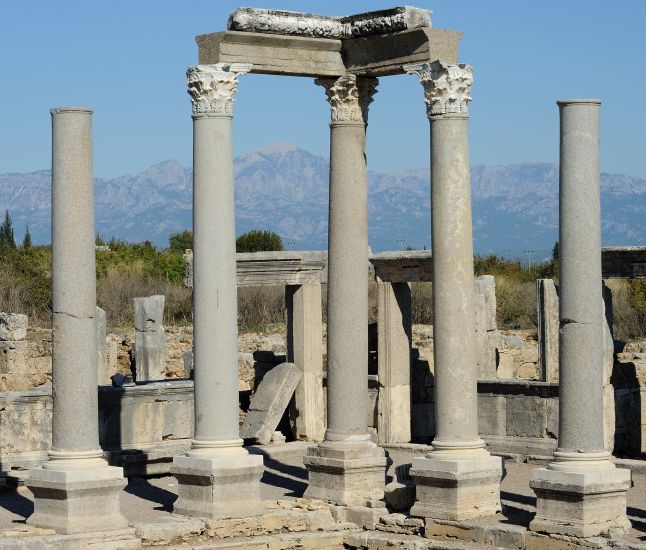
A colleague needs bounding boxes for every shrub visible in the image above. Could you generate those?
[236,230,283,253]
[168,230,192,252]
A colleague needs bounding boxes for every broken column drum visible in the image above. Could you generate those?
[171,64,265,519]
[529,100,631,537]
[25,108,128,534]
[303,75,387,506]
[405,61,503,521]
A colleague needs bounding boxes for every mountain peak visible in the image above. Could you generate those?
[257,142,301,154]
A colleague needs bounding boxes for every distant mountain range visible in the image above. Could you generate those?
[1,142,644,258]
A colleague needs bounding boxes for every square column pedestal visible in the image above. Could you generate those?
[171,452,265,519]
[26,461,127,535]
[410,454,504,521]
[529,464,631,537]
[303,442,387,506]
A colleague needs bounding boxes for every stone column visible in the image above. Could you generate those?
[405,61,502,520]
[377,281,412,444]
[303,75,387,506]
[26,108,128,535]
[530,100,630,537]
[171,64,265,519]
[286,282,325,442]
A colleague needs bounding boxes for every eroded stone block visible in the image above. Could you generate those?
[0,313,28,341]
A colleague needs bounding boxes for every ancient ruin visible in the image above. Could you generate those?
[0,5,645,550]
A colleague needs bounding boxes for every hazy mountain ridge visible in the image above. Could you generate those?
[1,144,644,256]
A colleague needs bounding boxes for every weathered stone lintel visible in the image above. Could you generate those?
[196,28,461,78]
[227,6,432,40]
[183,250,327,288]
[371,250,433,283]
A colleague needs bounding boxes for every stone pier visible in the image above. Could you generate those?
[529,100,630,537]
[537,279,559,382]
[25,108,128,534]
[474,275,498,379]
[405,61,503,520]
[134,294,167,381]
[286,281,325,442]
[171,64,265,519]
[95,306,111,385]
[303,75,387,506]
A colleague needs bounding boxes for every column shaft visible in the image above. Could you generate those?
[405,61,502,521]
[172,64,264,520]
[430,115,480,448]
[303,75,386,507]
[326,120,369,440]
[26,108,128,536]
[529,100,630,538]
[50,108,100,454]
[557,100,604,453]
[192,114,239,444]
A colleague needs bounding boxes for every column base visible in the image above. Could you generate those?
[303,439,387,506]
[171,451,265,519]
[529,464,631,537]
[410,453,503,521]
[25,462,128,535]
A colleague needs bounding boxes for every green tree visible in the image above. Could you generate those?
[168,229,193,252]
[22,224,32,249]
[236,230,283,253]
[551,241,559,263]
[0,210,16,253]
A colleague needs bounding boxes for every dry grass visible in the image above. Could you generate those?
[495,278,537,330]
[237,285,285,332]
[97,263,192,330]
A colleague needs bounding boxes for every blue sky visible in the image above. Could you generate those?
[1,1,645,180]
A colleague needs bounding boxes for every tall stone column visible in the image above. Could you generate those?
[171,64,265,519]
[26,108,128,535]
[529,100,630,537]
[303,75,387,506]
[405,61,502,520]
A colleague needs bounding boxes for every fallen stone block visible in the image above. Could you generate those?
[240,362,302,445]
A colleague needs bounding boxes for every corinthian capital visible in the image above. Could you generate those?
[186,63,252,117]
[404,60,473,117]
[315,75,378,124]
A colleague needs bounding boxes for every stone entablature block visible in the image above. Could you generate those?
[183,250,327,288]
[227,7,432,39]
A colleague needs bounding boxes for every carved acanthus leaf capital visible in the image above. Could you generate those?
[315,75,378,124]
[405,60,473,117]
[186,63,252,117]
